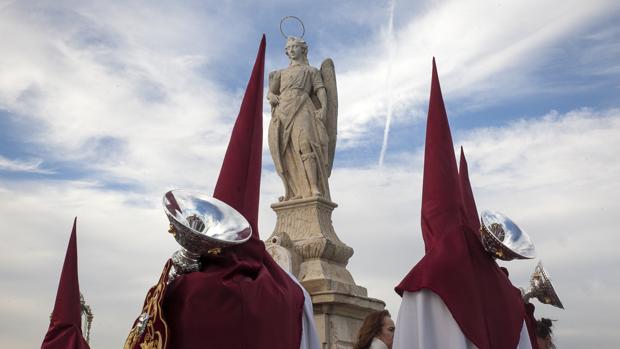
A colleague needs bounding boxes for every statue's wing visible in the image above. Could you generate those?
[320,58,338,176]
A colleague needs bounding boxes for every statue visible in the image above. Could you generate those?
[266,20,386,349]
[267,34,338,202]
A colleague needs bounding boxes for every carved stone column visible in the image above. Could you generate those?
[266,197,385,349]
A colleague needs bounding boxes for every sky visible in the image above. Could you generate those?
[1,0,619,348]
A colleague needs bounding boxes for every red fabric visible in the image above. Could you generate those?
[395,59,525,349]
[459,148,528,349]
[42,218,90,349]
[124,261,172,349]
[524,303,540,349]
[459,147,480,236]
[161,35,304,349]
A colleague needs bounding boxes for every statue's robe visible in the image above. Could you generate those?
[268,63,331,200]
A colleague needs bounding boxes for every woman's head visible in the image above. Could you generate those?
[284,36,309,64]
[354,310,395,349]
[535,318,555,349]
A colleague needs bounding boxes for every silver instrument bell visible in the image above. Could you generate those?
[163,189,252,281]
[480,210,536,261]
[522,261,564,309]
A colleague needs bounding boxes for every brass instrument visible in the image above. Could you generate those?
[480,210,536,261]
[163,190,252,282]
[522,261,564,309]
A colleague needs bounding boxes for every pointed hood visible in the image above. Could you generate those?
[42,218,90,349]
[419,58,463,252]
[213,35,265,241]
[396,59,526,349]
[459,147,480,234]
[158,35,305,349]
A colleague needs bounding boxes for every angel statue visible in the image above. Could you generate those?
[267,35,338,202]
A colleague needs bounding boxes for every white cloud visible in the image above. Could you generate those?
[0,155,55,174]
[2,0,618,184]
[0,1,248,190]
[2,108,619,348]
[1,1,620,348]
[331,0,620,145]
[453,109,620,348]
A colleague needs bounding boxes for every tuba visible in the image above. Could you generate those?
[479,210,536,261]
[522,261,564,309]
[163,189,252,282]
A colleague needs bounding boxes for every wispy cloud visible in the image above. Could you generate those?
[1,0,618,184]
[378,0,397,167]
[0,155,54,174]
[0,1,254,191]
[333,0,620,147]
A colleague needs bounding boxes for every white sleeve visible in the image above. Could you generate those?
[393,290,532,349]
[516,318,534,349]
[283,270,321,349]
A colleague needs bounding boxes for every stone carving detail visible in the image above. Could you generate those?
[267,36,338,202]
[268,197,362,296]
[266,30,384,349]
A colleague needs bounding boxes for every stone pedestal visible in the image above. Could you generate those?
[266,197,385,349]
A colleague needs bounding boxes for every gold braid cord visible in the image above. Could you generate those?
[124,260,172,349]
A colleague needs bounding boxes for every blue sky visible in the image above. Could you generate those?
[1,1,620,348]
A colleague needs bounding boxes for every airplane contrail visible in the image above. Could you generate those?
[378,0,397,168]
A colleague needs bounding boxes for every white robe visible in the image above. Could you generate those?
[284,270,321,349]
[393,290,533,349]
[370,337,389,349]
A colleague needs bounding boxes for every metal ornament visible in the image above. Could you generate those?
[163,189,252,282]
[479,210,536,261]
[50,293,94,343]
[80,293,93,343]
[280,16,305,38]
[522,261,565,309]
[135,312,151,337]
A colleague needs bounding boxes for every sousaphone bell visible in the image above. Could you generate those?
[480,210,536,261]
[163,189,252,281]
[522,261,564,309]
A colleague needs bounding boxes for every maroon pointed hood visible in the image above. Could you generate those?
[42,218,90,349]
[418,57,463,253]
[213,34,264,241]
[396,59,526,349]
[459,147,480,234]
[160,35,305,349]
[460,148,539,349]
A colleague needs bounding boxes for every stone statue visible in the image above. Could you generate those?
[266,26,385,348]
[267,36,338,202]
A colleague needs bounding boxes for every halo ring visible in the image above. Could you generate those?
[280,16,305,38]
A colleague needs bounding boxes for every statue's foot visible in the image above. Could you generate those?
[311,190,322,197]
[278,196,285,202]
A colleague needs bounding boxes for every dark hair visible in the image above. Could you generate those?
[536,318,553,338]
[536,318,556,348]
[354,310,391,349]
